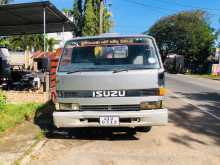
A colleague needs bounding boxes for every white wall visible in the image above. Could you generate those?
[47,32,73,49]
[215,48,220,60]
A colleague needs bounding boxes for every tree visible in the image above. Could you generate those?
[0,37,9,47]
[7,35,31,51]
[30,34,44,51]
[0,0,13,5]
[46,38,58,51]
[71,0,83,36]
[6,34,57,52]
[82,0,97,36]
[148,10,216,73]
[7,34,44,51]
[69,0,113,36]
[92,0,113,34]
[103,8,113,33]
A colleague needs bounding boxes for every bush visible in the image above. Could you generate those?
[0,91,6,110]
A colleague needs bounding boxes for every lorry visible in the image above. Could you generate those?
[53,34,168,131]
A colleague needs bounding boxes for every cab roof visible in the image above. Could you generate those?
[70,34,154,41]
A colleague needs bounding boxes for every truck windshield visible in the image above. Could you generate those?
[58,37,160,72]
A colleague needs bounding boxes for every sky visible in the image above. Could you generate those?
[14,0,220,35]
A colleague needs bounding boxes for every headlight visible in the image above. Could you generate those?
[140,101,162,110]
[55,103,79,111]
[72,103,80,110]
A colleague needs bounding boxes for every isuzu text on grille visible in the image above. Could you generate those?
[93,90,126,97]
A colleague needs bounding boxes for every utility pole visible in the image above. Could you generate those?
[43,8,46,54]
[99,0,104,34]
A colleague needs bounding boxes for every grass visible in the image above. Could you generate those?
[185,73,220,80]
[0,103,42,134]
[35,130,46,141]
[196,74,220,80]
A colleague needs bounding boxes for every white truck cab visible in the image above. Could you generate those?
[53,34,168,130]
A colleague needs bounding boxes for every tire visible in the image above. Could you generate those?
[126,128,137,136]
[136,126,152,132]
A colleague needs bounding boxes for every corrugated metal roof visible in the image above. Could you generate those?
[0,1,73,36]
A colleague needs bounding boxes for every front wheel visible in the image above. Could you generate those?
[126,128,137,136]
[136,126,152,132]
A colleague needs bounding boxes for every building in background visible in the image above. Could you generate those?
[47,13,73,49]
[47,32,72,49]
[215,48,220,62]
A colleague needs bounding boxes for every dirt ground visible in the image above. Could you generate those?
[27,95,220,165]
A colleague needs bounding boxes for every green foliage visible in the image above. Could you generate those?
[6,34,44,51]
[92,0,113,34]
[0,91,6,110]
[71,0,83,36]
[0,37,9,47]
[103,8,113,33]
[70,0,113,36]
[0,103,41,134]
[82,0,97,36]
[3,35,57,52]
[148,10,216,73]
[46,38,59,52]
[0,0,13,5]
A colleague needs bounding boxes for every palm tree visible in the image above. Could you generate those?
[31,34,44,51]
[8,34,44,51]
[0,37,9,47]
[0,0,13,5]
[46,38,58,52]
[8,34,58,52]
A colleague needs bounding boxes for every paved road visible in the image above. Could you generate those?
[166,74,220,118]
[26,74,220,165]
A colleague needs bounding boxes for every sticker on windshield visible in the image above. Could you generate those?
[148,57,156,64]
[95,47,102,57]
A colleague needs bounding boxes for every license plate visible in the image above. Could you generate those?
[99,116,120,126]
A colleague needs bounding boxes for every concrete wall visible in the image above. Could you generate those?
[5,91,49,104]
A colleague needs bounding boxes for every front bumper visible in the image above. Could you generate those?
[53,109,168,128]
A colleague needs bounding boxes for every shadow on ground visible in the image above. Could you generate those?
[177,92,220,115]
[34,102,142,141]
[168,92,220,147]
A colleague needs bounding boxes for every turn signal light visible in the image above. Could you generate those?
[159,87,167,96]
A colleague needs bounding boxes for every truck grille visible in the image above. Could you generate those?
[80,104,140,111]
[57,89,159,98]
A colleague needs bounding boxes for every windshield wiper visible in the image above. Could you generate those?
[66,68,108,74]
[67,67,152,74]
[113,67,151,73]
[66,69,92,74]
[112,69,129,73]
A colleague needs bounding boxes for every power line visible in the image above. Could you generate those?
[159,0,220,12]
[145,0,220,17]
[157,0,220,18]
[122,0,220,18]
[122,0,177,15]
